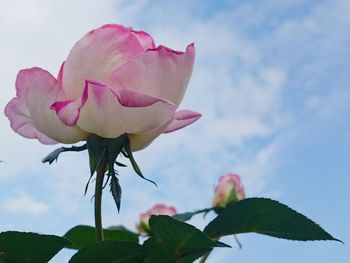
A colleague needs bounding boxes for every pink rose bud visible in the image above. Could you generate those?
[136,204,177,234]
[5,24,201,151]
[212,173,245,207]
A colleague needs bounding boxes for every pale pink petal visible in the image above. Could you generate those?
[108,43,195,106]
[162,110,201,133]
[5,98,58,144]
[140,204,177,223]
[212,173,245,207]
[62,24,147,98]
[57,62,65,82]
[50,99,82,126]
[5,68,87,144]
[130,29,156,49]
[51,80,176,140]
[128,125,167,151]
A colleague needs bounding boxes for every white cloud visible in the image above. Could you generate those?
[305,88,350,119]
[2,194,49,215]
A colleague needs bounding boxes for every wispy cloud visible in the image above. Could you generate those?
[2,194,48,215]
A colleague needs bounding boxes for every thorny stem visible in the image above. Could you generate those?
[95,159,107,241]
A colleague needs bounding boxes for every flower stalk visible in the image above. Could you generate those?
[94,158,107,241]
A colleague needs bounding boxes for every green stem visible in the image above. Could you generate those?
[95,159,107,241]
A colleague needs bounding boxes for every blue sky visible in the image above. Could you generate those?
[0,0,349,262]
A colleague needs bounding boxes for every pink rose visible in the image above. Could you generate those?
[5,24,200,151]
[136,204,177,234]
[212,173,245,207]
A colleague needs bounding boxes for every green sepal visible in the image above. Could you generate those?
[86,134,157,211]
[42,144,87,165]
[173,208,213,222]
[106,134,127,176]
[86,134,128,209]
[115,161,127,167]
[110,173,122,212]
[87,134,107,176]
[124,136,157,186]
[105,134,128,210]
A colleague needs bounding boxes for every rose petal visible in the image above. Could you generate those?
[140,204,177,222]
[51,79,177,140]
[129,109,201,151]
[108,43,195,106]
[162,110,201,133]
[62,24,147,98]
[5,68,87,144]
[130,29,156,50]
[57,62,65,82]
[5,98,58,144]
[128,125,167,151]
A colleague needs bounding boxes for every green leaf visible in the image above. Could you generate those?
[143,215,229,263]
[0,251,7,263]
[204,198,341,242]
[87,134,107,176]
[124,137,157,186]
[64,225,138,250]
[0,231,70,263]
[69,241,145,263]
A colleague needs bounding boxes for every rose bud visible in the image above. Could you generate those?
[212,173,245,208]
[136,204,177,234]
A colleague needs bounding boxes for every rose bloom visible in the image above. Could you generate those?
[212,173,245,207]
[5,24,200,151]
[136,204,177,234]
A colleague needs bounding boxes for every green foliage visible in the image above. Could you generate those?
[204,198,341,242]
[69,241,145,263]
[64,225,138,250]
[0,231,70,263]
[0,199,341,263]
[143,215,229,263]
